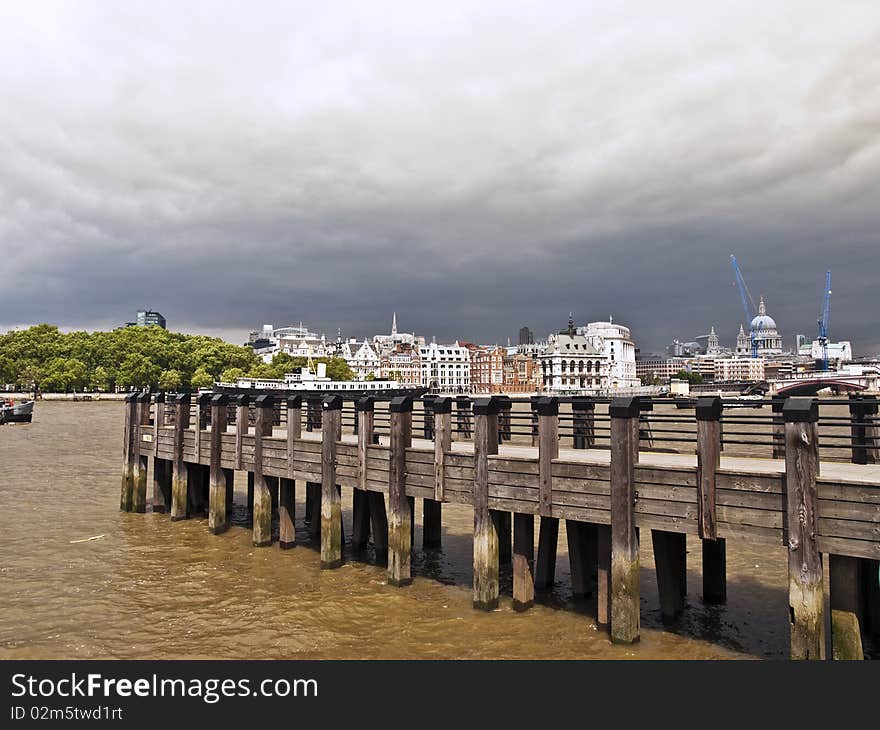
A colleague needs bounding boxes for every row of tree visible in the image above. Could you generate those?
[0,324,354,392]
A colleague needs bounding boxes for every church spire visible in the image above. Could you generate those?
[758,296,766,316]
[391,311,397,336]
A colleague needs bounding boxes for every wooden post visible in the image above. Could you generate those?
[783,397,824,659]
[208,394,232,534]
[696,396,726,604]
[152,390,164,456]
[830,554,864,660]
[279,395,301,550]
[120,393,137,512]
[321,395,343,569]
[151,392,172,513]
[534,396,559,592]
[771,395,786,459]
[496,395,511,443]
[567,520,597,599]
[352,397,375,552]
[572,396,595,449]
[132,392,151,513]
[170,393,191,521]
[425,396,451,549]
[252,394,275,547]
[610,396,640,644]
[597,524,611,628]
[530,395,540,447]
[473,397,500,609]
[388,396,413,586]
[850,395,879,465]
[513,513,535,611]
[651,530,686,622]
[422,395,436,440]
[234,395,249,471]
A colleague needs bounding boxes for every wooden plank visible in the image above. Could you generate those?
[551,461,611,481]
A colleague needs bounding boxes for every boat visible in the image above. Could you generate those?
[727,394,765,408]
[0,399,34,424]
[213,364,428,400]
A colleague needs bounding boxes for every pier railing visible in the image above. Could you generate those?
[122,391,880,659]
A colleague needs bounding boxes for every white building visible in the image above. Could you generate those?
[576,318,640,388]
[714,356,765,382]
[798,338,853,364]
[372,313,425,355]
[539,319,609,392]
[736,296,783,357]
[346,339,380,381]
[250,322,330,363]
[421,341,471,393]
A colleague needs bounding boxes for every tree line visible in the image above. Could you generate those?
[0,324,354,393]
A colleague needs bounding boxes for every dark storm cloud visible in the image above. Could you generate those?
[1,1,878,353]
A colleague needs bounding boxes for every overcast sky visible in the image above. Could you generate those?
[1,1,878,354]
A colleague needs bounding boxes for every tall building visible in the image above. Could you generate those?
[540,316,609,392]
[420,341,471,393]
[518,326,534,346]
[576,317,640,388]
[737,296,783,357]
[128,310,166,329]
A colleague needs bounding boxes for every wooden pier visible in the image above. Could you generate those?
[120,391,880,659]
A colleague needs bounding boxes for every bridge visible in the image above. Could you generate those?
[770,369,879,396]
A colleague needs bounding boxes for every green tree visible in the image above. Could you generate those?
[90,366,113,391]
[221,367,245,383]
[158,369,183,391]
[674,370,704,385]
[190,366,214,389]
[117,354,161,389]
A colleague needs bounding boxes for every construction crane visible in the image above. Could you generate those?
[730,255,758,358]
[817,270,832,371]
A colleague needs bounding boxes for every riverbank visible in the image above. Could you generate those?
[2,392,127,401]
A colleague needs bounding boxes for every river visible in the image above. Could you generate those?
[1,401,796,659]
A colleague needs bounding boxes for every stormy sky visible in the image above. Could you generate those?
[1,1,878,354]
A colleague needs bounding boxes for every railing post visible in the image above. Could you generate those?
[234,395,249,471]
[529,395,540,447]
[208,394,231,534]
[132,392,151,513]
[352,397,375,552]
[388,396,413,586]
[425,396,451,549]
[697,396,726,605]
[534,396,560,592]
[572,396,595,449]
[151,392,172,513]
[252,394,275,547]
[496,395,512,443]
[422,394,437,440]
[473,396,500,609]
[610,396,640,644]
[320,395,343,568]
[850,394,879,465]
[455,395,472,440]
[279,395,301,549]
[120,393,137,512]
[170,393,191,521]
[783,397,824,659]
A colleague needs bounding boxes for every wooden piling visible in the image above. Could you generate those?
[513,513,535,611]
[830,553,864,660]
[610,396,640,644]
[567,520,596,598]
[696,396,726,604]
[279,396,301,549]
[425,396,451,549]
[170,393,191,521]
[534,397,559,592]
[120,393,137,512]
[234,395,249,471]
[652,530,686,622]
[208,394,231,535]
[783,397,824,659]
[321,396,343,569]
[252,395,275,547]
[473,396,500,610]
[132,392,151,513]
[388,396,413,586]
[597,524,611,628]
[151,392,172,513]
[353,397,375,552]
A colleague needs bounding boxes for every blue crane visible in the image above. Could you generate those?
[817,270,832,370]
[730,255,758,358]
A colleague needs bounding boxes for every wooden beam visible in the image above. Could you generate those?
[534,517,559,592]
[119,393,137,512]
[597,524,611,628]
[321,396,343,569]
[208,394,230,535]
[783,397,824,659]
[535,397,560,593]
[252,395,274,547]
[567,520,595,598]
[696,397,725,605]
[170,393,191,521]
[353,397,375,552]
[132,392,151,513]
[610,396,640,644]
[830,553,864,659]
[473,397,500,610]
[388,396,413,586]
[513,513,535,611]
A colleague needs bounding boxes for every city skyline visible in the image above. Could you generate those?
[1,2,878,353]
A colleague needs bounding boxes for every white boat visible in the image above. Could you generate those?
[0,399,34,424]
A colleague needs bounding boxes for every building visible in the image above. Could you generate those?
[518,326,534,346]
[380,343,422,386]
[736,296,783,357]
[126,310,166,329]
[539,317,608,392]
[577,318,640,388]
[635,357,691,384]
[502,351,540,393]
[420,341,471,393]
[714,356,765,382]
[471,346,505,393]
[248,322,331,362]
[797,338,853,364]
[372,313,425,355]
[346,339,380,380]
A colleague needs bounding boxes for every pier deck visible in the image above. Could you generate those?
[121,392,880,659]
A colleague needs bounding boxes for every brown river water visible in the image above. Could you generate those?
[0,401,798,660]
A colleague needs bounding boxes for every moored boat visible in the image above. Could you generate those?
[0,399,34,424]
